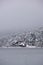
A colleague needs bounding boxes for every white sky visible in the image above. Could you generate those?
[0,0,43,32]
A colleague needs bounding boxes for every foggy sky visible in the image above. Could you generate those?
[0,0,43,32]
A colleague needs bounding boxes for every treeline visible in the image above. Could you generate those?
[0,28,43,47]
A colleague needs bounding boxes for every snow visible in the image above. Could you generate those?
[26,45,36,48]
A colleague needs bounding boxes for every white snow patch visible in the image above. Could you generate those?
[26,45,36,48]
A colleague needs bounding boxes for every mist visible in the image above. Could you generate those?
[0,0,43,33]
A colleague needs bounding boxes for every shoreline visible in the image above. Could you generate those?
[0,46,42,49]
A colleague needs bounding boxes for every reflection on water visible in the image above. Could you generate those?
[0,48,43,65]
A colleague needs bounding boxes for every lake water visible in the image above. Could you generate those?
[0,48,43,65]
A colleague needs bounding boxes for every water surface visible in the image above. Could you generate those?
[0,48,43,65]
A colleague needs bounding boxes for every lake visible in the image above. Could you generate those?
[0,48,43,65]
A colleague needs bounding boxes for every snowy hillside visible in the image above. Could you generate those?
[0,27,43,48]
